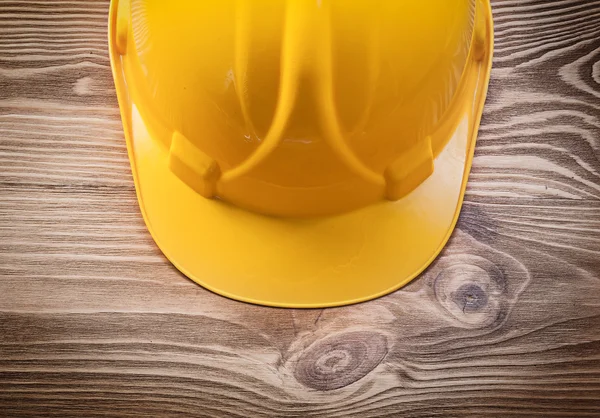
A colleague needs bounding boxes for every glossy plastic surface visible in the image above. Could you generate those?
[109,0,494,307]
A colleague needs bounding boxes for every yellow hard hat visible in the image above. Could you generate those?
[109,0,493,307]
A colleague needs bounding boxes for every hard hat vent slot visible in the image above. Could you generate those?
[115,0,129,55]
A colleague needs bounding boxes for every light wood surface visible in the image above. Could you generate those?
[1,0,600,416]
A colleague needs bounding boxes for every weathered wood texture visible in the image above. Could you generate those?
[1,0,600,416]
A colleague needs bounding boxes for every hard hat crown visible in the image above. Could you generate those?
[122,0,478,216]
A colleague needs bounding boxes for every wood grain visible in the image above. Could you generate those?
[1,0,600,416]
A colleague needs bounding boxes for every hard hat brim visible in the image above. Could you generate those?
[109,0,493,308]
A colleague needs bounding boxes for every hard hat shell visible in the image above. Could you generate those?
[109,0,494,307]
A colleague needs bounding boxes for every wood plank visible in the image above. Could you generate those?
[0,0,599,416]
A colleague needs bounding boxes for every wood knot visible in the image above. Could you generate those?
[73,77,94,96]
[433,256,507,328]
[454,283,488,313]
[293,331,387,391]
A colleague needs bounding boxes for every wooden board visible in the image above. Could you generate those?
[1,0,599,416]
